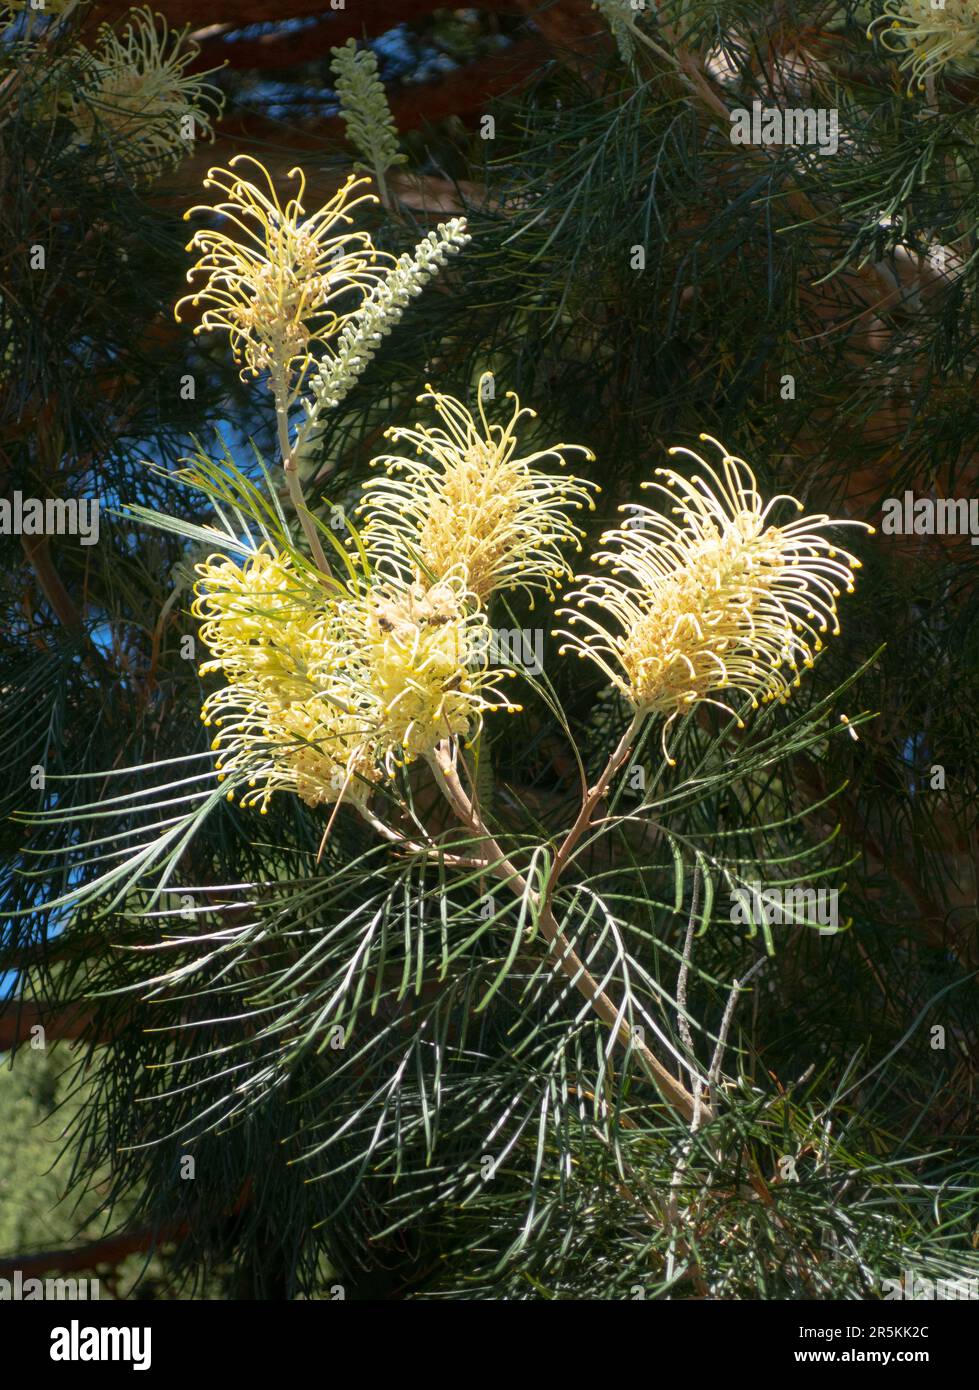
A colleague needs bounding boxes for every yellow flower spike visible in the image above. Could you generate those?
[555,437,871,762]
[193,539,522,811]
[359,374,599,606]
[192,544,335,697]
[193,540,380,812]
[175,156,395,390]
[868,1,979,90]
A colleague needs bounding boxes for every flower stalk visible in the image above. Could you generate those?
[271,362,332,578]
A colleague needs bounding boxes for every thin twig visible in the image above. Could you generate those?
[675,864,703,1124]
[708,956,769,1110]
[545,710,643,914]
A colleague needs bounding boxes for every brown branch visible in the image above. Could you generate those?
[0,1181,254,1280]
[0,1225,188,1281]
[21,534,85,634]
[0,999,119,1050]
[91,0,449,27]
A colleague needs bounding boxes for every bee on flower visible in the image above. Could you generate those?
[175,156,395,393]
[359,374,598,608]
[338,569,521,774]
[65,7,223,182]
[868,1,979,91]
[556,436,871,763]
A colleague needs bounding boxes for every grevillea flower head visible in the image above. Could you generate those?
[556,436,871,763]
[193,544,518,808]
[359,373,598,607]
[193,544,377,811]
[192,544,338,701]
[205,681,379,813]
[66,8,223,182]
[869,1,979,90]
[338,568,520,773]
[175,157,394,389]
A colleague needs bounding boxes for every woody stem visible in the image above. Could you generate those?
[427,741,705,1124]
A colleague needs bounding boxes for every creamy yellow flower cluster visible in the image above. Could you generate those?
[557,436,870,762]
[177,161,392,388]
[183,163,868,816]
[192,375,595,812]
[193,554,522,812]
[176,156,471,414]
[195,426,869,810]
[358,376,598,607]
[192,549,450,811]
